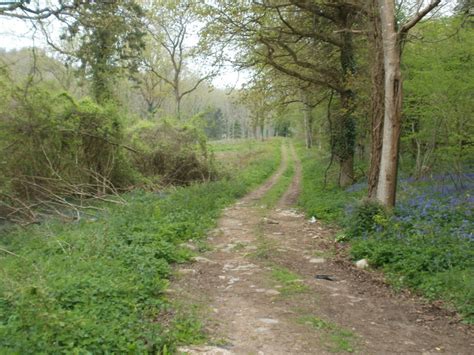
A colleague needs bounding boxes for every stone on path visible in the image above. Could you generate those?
[265,289,281,296]
[309,257,326,264]
[258,318,279,325]
[355,258,369,269]
[179,268,197,275]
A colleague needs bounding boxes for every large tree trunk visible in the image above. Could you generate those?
[336,10,356,188]
[376,0,402,207]
[368,0,385,199]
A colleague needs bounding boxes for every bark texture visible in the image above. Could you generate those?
[376,0,402,207]
[368,0,385,199]
[375,0,440,207]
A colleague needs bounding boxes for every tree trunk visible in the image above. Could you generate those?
[335,10,356,187]
[376,0,402,207]
[339,155,354,188]
[301,90,313,148]
[176,92,182,120]
[368,0,385,199]
[336,90,355,187]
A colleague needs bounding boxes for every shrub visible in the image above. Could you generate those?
[127,119,218,186]
[346,199,388,239]
[0,85,136,221]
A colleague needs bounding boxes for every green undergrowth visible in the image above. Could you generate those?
[297,315,357,353]
[348,199,474,322]
[0,139,281,353]
[295,141,474,324]
[296,143,365,224]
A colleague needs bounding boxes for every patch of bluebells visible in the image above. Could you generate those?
[345,180,367,193]
[344,173,474,242]
[393,175,474,241]
[349,174,474,321]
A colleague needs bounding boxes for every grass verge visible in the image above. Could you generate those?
[0,139,281,353]
[296,143,365,224]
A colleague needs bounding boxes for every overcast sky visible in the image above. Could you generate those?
[0,13,245,89]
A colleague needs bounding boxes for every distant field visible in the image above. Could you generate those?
[210,138,281,176]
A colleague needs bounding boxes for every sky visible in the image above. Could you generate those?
[0,12,246,89]
[0,16,41,49]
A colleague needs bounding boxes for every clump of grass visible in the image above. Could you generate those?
[232,242,246,252]
[271,266,308,295]
[298,315,357,353]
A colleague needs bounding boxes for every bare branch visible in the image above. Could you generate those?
[400,0,442,35]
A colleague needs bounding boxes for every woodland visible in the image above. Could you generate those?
[0,0,473,353]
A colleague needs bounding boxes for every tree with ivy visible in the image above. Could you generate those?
[60,1,146,104]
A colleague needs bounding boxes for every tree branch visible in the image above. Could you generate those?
[399,0,441,35]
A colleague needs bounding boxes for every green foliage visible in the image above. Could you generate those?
[0,139,281,353]
[296,142,365,223]
[346,199,388,239]
[203,108,225,139]
[402,17,474,176]
[350,232,473,321]
[127,118,217,186]
[62,1,146,103]
[0,84,134,203]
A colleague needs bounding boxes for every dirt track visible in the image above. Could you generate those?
[174,142,473,354]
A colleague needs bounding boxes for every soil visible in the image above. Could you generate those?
[173,143,473,354]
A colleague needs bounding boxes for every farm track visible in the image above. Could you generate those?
[173,142,473,354]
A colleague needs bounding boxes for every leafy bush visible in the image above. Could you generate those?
[346,199,388,239]
[0,80,136,220]
[0,73,218,222]
[127,119,218,186]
